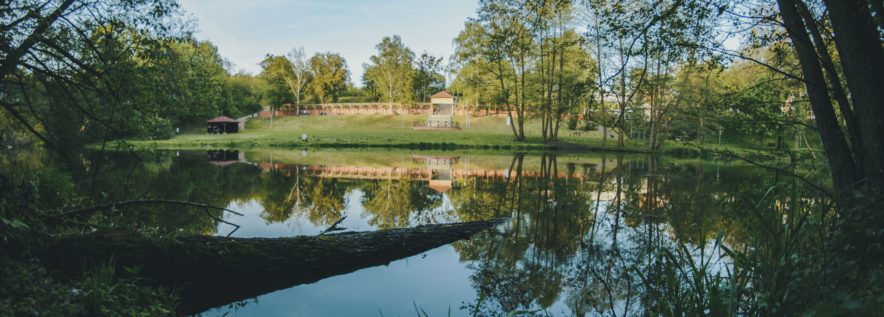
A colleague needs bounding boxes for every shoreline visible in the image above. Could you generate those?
[105,138,784,162]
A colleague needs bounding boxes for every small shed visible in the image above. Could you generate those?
[207,116,239,134]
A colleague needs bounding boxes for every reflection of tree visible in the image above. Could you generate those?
[299,178,346,226]
[447,177,507,221]
[78,150,821,315]
[256,169,304,223]
[253,168,350,226]
[453,153,781,316]
[456,154,598,316]
[564,158,781,316]
[76,153,357,233]
[361,179,443,229]
[77,152,262,235]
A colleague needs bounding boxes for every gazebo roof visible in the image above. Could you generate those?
[428,180,453,193]
[430,90,454,98]
[207,116,238,123]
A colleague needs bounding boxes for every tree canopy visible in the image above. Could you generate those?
[363,35,416,103]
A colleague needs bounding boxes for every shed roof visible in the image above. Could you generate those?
[430,90,454,98]
[208,160,238,167]
[207,116,238,123]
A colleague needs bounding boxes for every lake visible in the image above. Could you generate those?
[73,149,820,316]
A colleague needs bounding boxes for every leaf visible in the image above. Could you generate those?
[1,218,29,229]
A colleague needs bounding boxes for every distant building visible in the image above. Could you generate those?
[207,116,240,134]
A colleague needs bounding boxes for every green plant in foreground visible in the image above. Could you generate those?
[639,183,884,316]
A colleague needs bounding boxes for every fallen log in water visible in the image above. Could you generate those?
[44,218,506,314]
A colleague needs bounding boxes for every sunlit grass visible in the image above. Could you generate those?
[123,115,649,151]
[119,115,786,162]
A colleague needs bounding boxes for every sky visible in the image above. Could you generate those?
[178,0,480,85]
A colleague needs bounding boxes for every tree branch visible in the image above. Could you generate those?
[62,199,245,217]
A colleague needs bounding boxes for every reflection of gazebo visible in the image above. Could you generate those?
[207,116,240,134]
[413,155,459,193]
[413,90,460,130]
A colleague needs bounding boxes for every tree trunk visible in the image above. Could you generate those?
[554,30,565,143]
[498,60,519,139]
[778,0,862,195]
[602,125,608,145]
[822,0,884,193]
[44,219,505,314]
[796,0,862,170]
[648,60,658,151]
[518,55,527,141]
[540,35,549,143]
[594,17,607,147]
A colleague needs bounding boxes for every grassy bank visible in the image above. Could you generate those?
[120,115,785,159]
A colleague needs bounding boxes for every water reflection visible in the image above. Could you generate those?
[78,149,801,316]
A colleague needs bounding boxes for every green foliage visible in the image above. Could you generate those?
[362,179,443,229]
[452,1,596,142]
[259,55,296,107]
[450,22,511,109]
[413,52,446,101]
[0,258,177,317]
[137,39,263,137]
[0,165,82,243]
[224,73,264,117]
[75,264,178,316]
[567,114,579,130]
[0,158,181,315]
[363,35,416,103]
[309,52,350,103]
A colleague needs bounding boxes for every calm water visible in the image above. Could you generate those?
[74,149,816,316]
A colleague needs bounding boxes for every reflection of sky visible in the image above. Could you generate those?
[207,189,509,316]
[204,174,723,316]
[203,245,476,317]
[206,191,573,316]
[218,189,458,238]
[219,191,372,238]
[197,152,743,316]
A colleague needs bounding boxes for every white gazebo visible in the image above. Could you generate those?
[413,155,459,193]
[414,90,459,130]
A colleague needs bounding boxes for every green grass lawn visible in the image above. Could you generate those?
[125,115,648,151]
[120,114,790,159]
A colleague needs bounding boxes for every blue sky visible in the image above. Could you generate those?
[179,0,480,84]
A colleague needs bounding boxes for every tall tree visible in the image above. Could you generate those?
[222,72,264,119]
[582,0,716,148]
[165,40,229,125]
[0,0,184,149]
[258,54,294,128]
[285,46,311,107]
[308,52,349,104]
[413,52,446,102]
[773,0,884,197]
[362,35,415,104]
[529,0,588,143]
[451,21,512,122]
[475,0,539,141]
